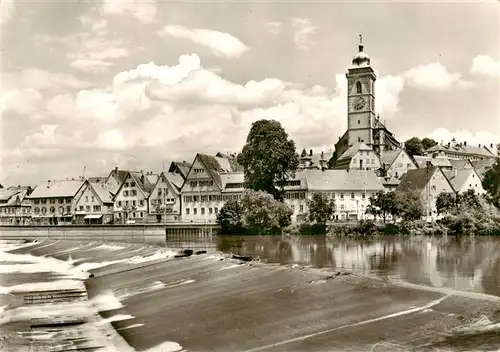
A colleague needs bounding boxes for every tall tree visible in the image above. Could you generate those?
[404,137,424,157]
[307,193,336,232]
[237,120,299,200]
[366,191,399,223]
[483,155,500,208]
[421,137,438,151]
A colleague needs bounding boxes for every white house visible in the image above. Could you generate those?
[147,172,184,223]
[0,187,32,225]
[396,165,455,220]
[380,148,418,179]
[113,172,156,224]
[28,179,86,225]
[444,168,486,195]
[73,180,114,224]
[334,142,382,171]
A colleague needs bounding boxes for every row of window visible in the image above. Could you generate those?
[123,190,138,197]
[0,207,30,214]
[184,194,227,202]
[123,181,137,188]
[284,192,306,199]
[33,198,71,205]
[84,196,95,202]
[33,206,71,214]
[151,198,175,205]
[116,211,144,218]
[185,207,219,215]
[189,180,215,188]
[315,192,374,199]
[78,205,101,212]
[116,200,145,207]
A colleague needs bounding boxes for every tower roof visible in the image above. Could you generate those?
[352,34,371,67]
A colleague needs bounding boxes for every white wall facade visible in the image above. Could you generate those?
[113,175,149,224]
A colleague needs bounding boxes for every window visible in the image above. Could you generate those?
[291,204,295,211]
[209,208,213,214]
[85,196,88,202]
[194,168,204,173]
[431,185,436,191]
[158,189,162,196]
[58,206,64,213]
[131,190,137,196]
[58,199,64,204]
[358,119,360,124]
[93,205,101,212]
[130,182,136,187]
[186,208,190,215]
[118,201,122,207]
[124,183,129,188]
[34,207,40,213]
[66,198,72,203]
[139,200,144,206]
[50,199,56,204]
[124,190,129,196]
[332,193,336,198]
[133,200,136,206]
[362,193,366,199]
[201,208,205,215]
[50,207,55,213]
[79,205,84,211]
[190,181,198,188]
[91,196,95,202]
[66,206,71,213]
[358,137,361,142]
[194,208,198,215]
[395,172,399,177]
[214,208,219,214]
[201,195,208,202]
[299,205,304,213]
[341,204,345,210]
[340,193,344,199]
[351,193,355,199]
[356,81,362,94]
[86,206,90,212]
[133,212,136,218]
[193,195,199,202]
[140,212,143,217]
[41,207,47,214]
[34,199,39,204]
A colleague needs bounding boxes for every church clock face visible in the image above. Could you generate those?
[353,97,366,110]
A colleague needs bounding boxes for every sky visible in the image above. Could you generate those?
[1,0,499,185]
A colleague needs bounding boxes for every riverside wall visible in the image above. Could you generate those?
[0,224,219,246]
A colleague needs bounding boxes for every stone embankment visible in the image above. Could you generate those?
[2,239,500,352]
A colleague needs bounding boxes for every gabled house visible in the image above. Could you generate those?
[0,186,32,225]
[28,179,86,225]
[413,152,453,170]
[396,165,454,219]
[298,149,333,170]
[147,172,184,223]
[380,148,417,179]
[443,168,486,195]
[168,161,193,181]
[73,180,114,224]
[180,153,241,223]
[112,171,156,224]
[104,167,130,196]
[334,142,381,171]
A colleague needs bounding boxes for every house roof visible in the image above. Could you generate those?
[425,142,496,158]
[193,154,243,189]
[303,169,385,191]
[164,172,184,191]
[89,181,114,203]
[471,159,497,180]
[338,142,372,161]
[448,159,473,171]
[28,179,85,198]
[380,149,401,168]
[0,187,30,206]
[443,169,475,192]
[169,161,192,179]
[220,172,245,193]
[396,166,438,193]
[413,155,452,168]
[381,176,401,187]
[88,176,107,183]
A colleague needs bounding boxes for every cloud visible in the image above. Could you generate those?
[159,25,248,59]
[428,127,499,148]
[470,55,500,78]
[403,62,471,90]
[0,0,14,24]
[96,130,128,150]
[2,68,91,92]
[101,0,157,24]
[264,22,282,35]
[1,89,43,115]
[291,18,317,51]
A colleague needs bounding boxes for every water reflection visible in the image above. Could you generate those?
[216,235,500,297]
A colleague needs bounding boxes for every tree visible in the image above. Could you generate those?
[216,199,244,234]
[307,193,336,232]
[237,120,299,201]
[436,192,458,215]
[240,190,293,235]
[366,191,399,223]
[395,191,424,221]
[421,137,438,151]
[483,153,500,208]
[404,137,424,157]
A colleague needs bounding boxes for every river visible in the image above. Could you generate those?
[212,235,500,297]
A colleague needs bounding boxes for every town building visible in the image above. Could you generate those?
[28,179,86,225]
[379,148,418,179]
[0,186,32,225]
[442,161,486,195]
[112,171,157,224]
[422,139,497,161]
[298,149,333,170]
[396,165,454,219]
[103,167,130,196]
[168,161,192,180]
[73,180,114,224]
[334,142,382,171]
[147,172,184,223]
[334,36,401,163]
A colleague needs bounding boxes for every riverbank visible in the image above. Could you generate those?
[3,239,500,351]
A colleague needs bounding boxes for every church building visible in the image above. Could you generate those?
[333,36,402,169]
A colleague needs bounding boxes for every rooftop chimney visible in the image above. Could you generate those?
[309,149,313,157]
[115,166,118,172]
[447,142,450,148]
[491,143,494,148]
[479,144,481,148]
[464,141,467,146]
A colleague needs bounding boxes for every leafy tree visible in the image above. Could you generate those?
[436,192,458,215]
[307,193,336,233]
[366,191,399,223]
[483,152,500,208]
[240,190,293,235]
[404,137,424,157]
[216,199,244,234]
[421,137,438,151]
[458,189,482,211]
[395,191,424,221]
[237,120,299,201]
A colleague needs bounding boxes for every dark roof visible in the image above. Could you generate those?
[88,176,107,183]
[396,166,437,193]
[168,161,192,179]
[192,154,243,189]
[424,142,496,158]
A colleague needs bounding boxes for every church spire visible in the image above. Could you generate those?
[352,34,370,67]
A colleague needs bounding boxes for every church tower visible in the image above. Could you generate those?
[346,35,377,148]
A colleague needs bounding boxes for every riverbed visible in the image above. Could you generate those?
[1,235,500,351]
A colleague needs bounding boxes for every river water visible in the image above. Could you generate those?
[212,235,500,297]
